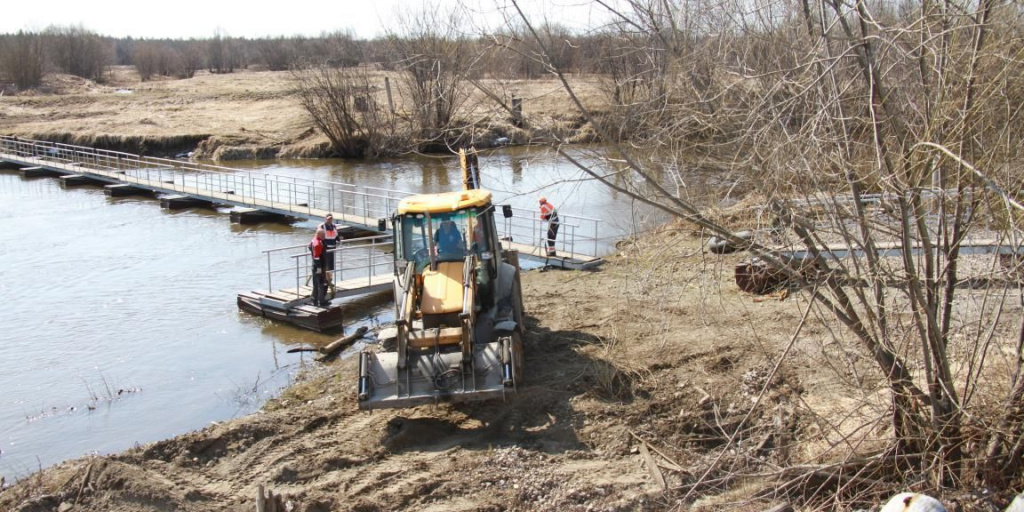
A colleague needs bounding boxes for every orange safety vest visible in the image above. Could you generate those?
[319,222,339,244]
[540,202,557,221]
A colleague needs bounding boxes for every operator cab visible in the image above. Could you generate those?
[393,189,499,281]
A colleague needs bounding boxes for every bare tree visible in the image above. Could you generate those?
[386,5,476,151]
[174,40,203,79]
[207,29,238,74]
[255,37,295,71]
[510,0,1024,500]
[0,31,45,89]
[133,41,161,81]
[43,25,111,82]
[319,30,363,68]
[132,39,202,81]
[292,63,405,158]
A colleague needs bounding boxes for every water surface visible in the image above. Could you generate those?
[0,145,672,480]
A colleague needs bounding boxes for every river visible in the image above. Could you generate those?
[0,145,677,480]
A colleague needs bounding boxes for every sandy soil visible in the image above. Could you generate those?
[0,68,305,144]
[1,222,1017,512]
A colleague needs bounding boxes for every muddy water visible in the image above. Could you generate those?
[0,145,669,480]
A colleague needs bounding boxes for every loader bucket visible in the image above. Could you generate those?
[358,341,511,410]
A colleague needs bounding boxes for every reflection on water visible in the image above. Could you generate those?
[0,145,698,481]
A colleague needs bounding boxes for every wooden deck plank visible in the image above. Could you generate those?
[276,288,307,298]
[335,274,393,291]
[504,240,600,263]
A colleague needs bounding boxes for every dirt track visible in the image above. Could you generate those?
[0,225,818,512]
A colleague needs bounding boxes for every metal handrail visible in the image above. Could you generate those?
[0,135,413,226]
[497,204,601,257]
[261,234,392,255]
[263,234,393,294]
[1,136,605,258]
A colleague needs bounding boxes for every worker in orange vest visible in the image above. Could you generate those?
[539,197,559,257]
[317,213,341,274]
[309,228,329,307]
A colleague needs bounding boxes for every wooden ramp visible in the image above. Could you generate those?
[237,275,393,332]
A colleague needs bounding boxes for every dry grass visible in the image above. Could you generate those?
[0,66,609,159]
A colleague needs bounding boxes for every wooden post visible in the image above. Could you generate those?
[318,326,369,357]
[385,77,395,115]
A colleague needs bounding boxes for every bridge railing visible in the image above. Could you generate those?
[1,136,603,258]
[262,234,393,296]
[496,205,602,258]
[0,135,410,224]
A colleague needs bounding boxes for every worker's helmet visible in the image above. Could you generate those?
[539,197,547,204]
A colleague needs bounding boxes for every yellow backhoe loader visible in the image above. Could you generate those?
[357,149,525,409]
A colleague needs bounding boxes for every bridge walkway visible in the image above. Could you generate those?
[0,136,604,270]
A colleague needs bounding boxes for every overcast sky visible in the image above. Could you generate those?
[0,0,616,39]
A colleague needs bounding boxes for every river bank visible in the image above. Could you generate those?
[3,221,1020,511]
[0,226,774,512]
[0,67,604,160]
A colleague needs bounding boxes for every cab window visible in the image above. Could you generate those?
[431,212,469,262]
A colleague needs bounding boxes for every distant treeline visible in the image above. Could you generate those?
[0,22,615,89]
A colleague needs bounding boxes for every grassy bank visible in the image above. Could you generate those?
[0,67,605,160]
